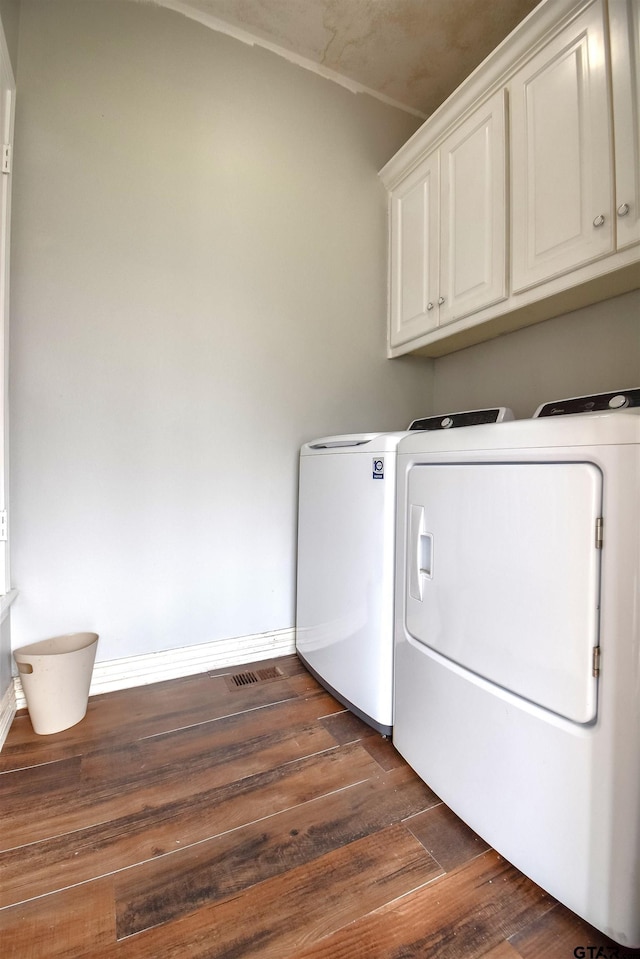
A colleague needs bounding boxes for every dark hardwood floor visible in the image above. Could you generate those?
[1,654,638,959]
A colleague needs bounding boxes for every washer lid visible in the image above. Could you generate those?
[301,432,408,454]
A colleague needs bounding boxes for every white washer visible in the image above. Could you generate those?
[295,408,512,735]
[393,389,640,947]
[296,431,405,734]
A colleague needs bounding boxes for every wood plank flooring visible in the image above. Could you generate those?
[1,654,638,959]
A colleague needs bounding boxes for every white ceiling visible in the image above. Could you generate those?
[152,0,542,117]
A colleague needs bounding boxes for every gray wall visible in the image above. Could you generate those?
[0,0,19,77]
[432,292,640,419]
[10,0,429,662]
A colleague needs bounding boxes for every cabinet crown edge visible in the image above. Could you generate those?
[379,0,599,189]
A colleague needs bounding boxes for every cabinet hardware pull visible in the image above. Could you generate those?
[617,203,630,217]
[438,296,445,305]
[593,214,605,227]
[427,302,434,310]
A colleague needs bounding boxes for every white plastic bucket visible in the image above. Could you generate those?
[13,632,99,735]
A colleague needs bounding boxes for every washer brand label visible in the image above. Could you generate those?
[373,458,384,480]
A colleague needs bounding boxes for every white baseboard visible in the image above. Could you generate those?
[13,627,297,711]
[0,681,16,750]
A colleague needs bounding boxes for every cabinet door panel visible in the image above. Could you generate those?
[389,154,439,347]
[440,89,507,325]
[510,2,613,292]
[610,0,640,250]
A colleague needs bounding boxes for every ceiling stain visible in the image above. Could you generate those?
[149,0,542,116]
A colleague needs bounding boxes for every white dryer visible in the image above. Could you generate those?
[295,408,512,735]
[393,388,640,947]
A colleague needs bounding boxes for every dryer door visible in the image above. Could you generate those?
[405,461,602,723]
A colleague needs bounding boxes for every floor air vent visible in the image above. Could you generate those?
[225,665,283,690]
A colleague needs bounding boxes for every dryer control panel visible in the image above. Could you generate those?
[408,407,514,431]
[534,388,640,417]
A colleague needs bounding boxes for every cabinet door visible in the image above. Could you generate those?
[510,1,613,293]
[388,153,439,348]
[610,0,640,250]
[439,90,507,325]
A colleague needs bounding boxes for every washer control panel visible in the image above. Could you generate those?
[408,407,514,431]
[534,388,640,418]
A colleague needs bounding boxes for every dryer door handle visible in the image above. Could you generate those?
[420,532,434,579]
[409,505,433,601]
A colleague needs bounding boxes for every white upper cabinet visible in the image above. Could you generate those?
[381,0,640,358]
[439,91,507,325]
[610,0,640,250]
[389,152,439,347]
[388,90,506,349]
[510,1,613,292]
